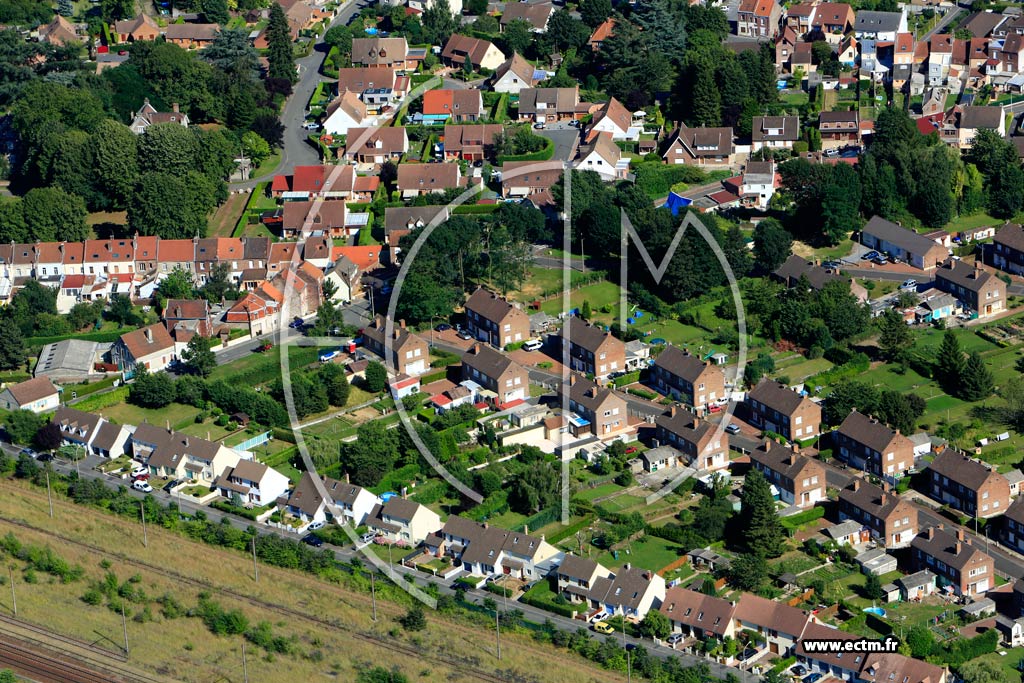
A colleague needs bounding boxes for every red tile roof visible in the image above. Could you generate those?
[331,246,381,271]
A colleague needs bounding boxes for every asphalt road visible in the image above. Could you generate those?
[536,125,581,162]
[919,5,963,42]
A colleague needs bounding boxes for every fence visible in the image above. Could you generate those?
[234,431,272,452]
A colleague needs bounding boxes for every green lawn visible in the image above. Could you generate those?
[774,357,833,382]
[540,281,623,319]
[975,648,1024,682]
[576,482,624,501]
[780,92,809,106]
[600,494,645,512]
[599,535,684,572]
[101,401,200,431]
[178,421,238,442]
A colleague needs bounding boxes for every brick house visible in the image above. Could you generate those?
[751,116,800,152]
[662,126,735,167]
[655,407,730,471]
[461,343,530,405]
[818,111,860,145]
[749,440,825,509]
[861,216,950,271]
[559,317,626,381]
[441,34,506,71]
[1000,497,1024,555]
[396,162,463,198]
[556,554,613,603]
[651,345,725,414]
[563,375,629,439]
[443,124,505,161]
[361,315,430,376]
[737,0,783,39]
[660,588,737,641]
[833,410,915,479]
[464,287,531,347]
[926,448,1010,519]
[911,525,994,596]
[744,379,821,441]
[838,479,918,548]
[516,87,581,123]
[934,259,1006,318]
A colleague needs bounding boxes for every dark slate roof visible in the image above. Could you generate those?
[837,410,909,454]
[927,447,1003,491]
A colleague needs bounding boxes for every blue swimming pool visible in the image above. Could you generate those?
[863,607,886,618]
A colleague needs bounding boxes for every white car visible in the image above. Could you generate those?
[132,480,153,493]
[361,532,378,544]
[523,339,543,351]
[130,465,148,478]
[308,520,325,530]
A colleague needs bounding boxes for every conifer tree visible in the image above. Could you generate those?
[267,2,296,83]
[738,467,785,558]
[934,330,964,390]
[959,351,993,401]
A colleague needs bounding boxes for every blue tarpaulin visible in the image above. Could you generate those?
[664,192,692,216]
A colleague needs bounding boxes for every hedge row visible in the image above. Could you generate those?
[496,136,555,165]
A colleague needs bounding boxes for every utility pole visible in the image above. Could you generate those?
[242,641,249,683]
[8,566,16,617]
[121,600,129,656]
[370,570,377,622]
[140,501,147,548]
[45,471,53,518]
[621,619,631,683]
[495,604,501,660]
[252,536,259,582]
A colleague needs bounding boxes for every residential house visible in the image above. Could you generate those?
[926,448,1010,518]
[785,3,816,34]
[957,106,1005,149]
[439,516,560,579]
[934,259,1005,318]
[501,2,553,31]
[461,343,529,405]
[560,316,626,380]
[894,32,916,65]
[270,261,323,319]
[575,131,628,181]
[361,315,429,376]
[772,255,868,303]
[556,554,613,603]
[751,116,800,151]
[818,111,859,145]
[383,205,450,263]
[733,593,811,655]
[987,222,1024,275]
[322,91,374,136]
[655,407,730,471]
[91,421,130,459]
[336,67,402,112]
[737,0,783,39]
[834,410,915,479]
[323,254,360,303]
[162,298,212,342]
[855,10,907,72]
[491,52,542,94]
[215,460,290,507]
[744,379,821,441]
[284,2,331,39]
[224,282,283,336]
[962,11,1006,38]
[911,525,994,596]
[281,201,348,238]
[132,422,238,482]
[588,97,633,140]
[838,479,918,548]
[660,587,737,640]
[52,406,103,451]
[798,623,949,683]
[860,215,949,271]
[421,89,484,124]
[663,126,735,167]
[588,18,615,51]
[113,14,161,42]
[366,497,441,545]
[810,3,856,42]
[563,375,629,439]
[0,376,59,414]
[500,160,563,208]
[164,23,219,49]
[587,565,666,620]
[443,124,504,162]
[342,126,409,163]
[38,16,82,46]
[738,160,777,210]
[776,27,798,67]
[465,287,532,347]
[283,471,349,525]
[396,162,463,198]
[441,35,506,71]
[129,99,190,135]
[111,324,176,374]
[749,440,825,509]
[1000,496,1024,555]
[517,87,581,123]
[409,0,463,15]
[350,36,417,71]
[270,164,360,200]
[651,345,725,413]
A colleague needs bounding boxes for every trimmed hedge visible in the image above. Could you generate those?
[452,204,500,214]
[781,507,825,530]
[612,371,642,388]
[74,386,130,413]
[27,328,130,348]
[496,136,555,165]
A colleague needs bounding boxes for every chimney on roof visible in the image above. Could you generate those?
[345,471,350,484]
[851,480,860,492]
[791,441,800,453]
[172,102,179,113]
[524,524,529,535]
[669,406,676,417]
[569,375,577,386]
[955,541,961,554]
[957,528,965,541]
[927,527,935,540]
[145,327,153,343]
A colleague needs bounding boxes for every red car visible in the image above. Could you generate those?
[132,472,150,481]
[625,446,638,455]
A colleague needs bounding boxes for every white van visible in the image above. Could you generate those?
[319,349,341,363]
[523,339,543,351]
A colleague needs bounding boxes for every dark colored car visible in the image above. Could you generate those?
[163,479,181,493]
[803,674,822,683]
[302,534,324,547]
[289,317,304,329]
[791,665,808,677]
[436,323,452,332]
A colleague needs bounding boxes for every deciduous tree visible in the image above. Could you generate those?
[752,218,792,272]
[182,334,217,378]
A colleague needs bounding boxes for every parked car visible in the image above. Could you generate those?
[361,532,377,544]
[861,250,880,261]
[593,621,615,635]
[132,480,153,493]
[319,350,342,363]
[900,279,918,291]
[253,342,274,353]
[163,479,181,493]
[457,330,473,341]
[308,520,325,530]
[725,423,741,435]
[791,665,808,677]
[872,256,888,266]
[739,647,758,662]
[822,260,841,269]
[803,674,822,683]
[302,534,324,547]
[533,122,546,130]
[289,317,304,329]
[302,122,320,131]
[18,448,37,459]
[131,466,148,478]
[523,339,543,351]
[625,446,638,455]
[666,633,685,646]
[132,472,150,481]
[436,323,452,332]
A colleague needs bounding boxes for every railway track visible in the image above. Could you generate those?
[0,612,128,662]
[0,635,131,683]
[0,504,525,683]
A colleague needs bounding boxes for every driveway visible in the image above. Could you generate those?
[536,125,580,162]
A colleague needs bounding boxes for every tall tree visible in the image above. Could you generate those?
[752,218,792,272]
[101,0,135,22]
[201,0,231,24]
[266,2,296,83]
[820,163,861,245]
[934,330,964,391]
[877,308,911,362]
[58,0,75,16]
[182,334,217,377]
[578,0,612,27]
[21,187,88,242]
[89,119,138,211]
[0,318,24,370]
[422,0,458,45]
[959,351,993,401]
[690,62,721,127]
[738,468,785,558]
